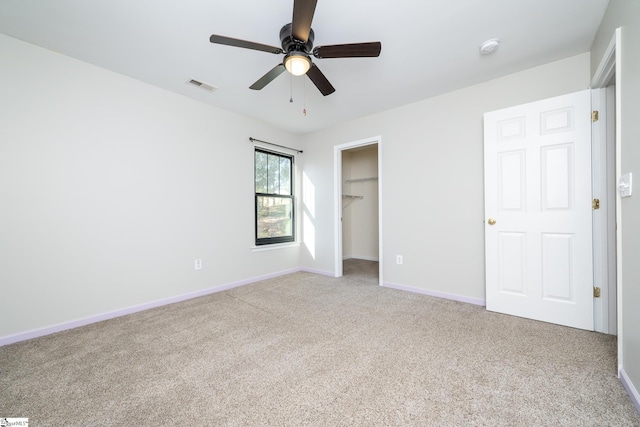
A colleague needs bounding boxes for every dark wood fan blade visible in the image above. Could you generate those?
[306,64,335,96]
[292,0,317,42]
[210,34,283,54]
[313,42,382,58]
[249,64,286,90]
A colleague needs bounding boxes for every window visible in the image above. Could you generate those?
[255,148,294,245]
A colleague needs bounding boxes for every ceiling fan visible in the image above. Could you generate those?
[209,0,381,96]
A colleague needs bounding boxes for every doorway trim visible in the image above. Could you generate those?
[591,86,617,335]
[591,27,622,371]
[334,136,383,285]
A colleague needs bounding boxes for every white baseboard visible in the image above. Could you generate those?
[300,267,336,277]
[620,368,640,415]
[383,281,486,306]
[0,267,301,347]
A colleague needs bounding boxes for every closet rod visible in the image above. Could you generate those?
[249,137,303,154]
[344,177,378,183]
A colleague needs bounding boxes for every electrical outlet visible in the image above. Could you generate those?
[396,255,403,265]
[194,259,202,270]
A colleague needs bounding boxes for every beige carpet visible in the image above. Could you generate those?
[1,259,639,426]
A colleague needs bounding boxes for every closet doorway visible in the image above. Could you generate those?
[334,136,382,285]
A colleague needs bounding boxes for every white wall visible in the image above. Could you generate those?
[300,53,591,301]
[342,146,379,261]
[0,34,300,339]
[590,0,640,408]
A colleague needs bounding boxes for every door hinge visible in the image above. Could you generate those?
[592,198,600,210]
[594,287,601,298]
[592,110,599,122]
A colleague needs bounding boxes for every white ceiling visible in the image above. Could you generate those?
[0,0,609,134]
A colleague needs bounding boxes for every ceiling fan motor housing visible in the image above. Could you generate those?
[280,23,314,53]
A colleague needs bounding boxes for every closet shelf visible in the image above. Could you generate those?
[344,177,378,183]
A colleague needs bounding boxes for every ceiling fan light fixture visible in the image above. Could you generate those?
[284,53,311,76]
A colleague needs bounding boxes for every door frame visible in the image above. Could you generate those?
[591,27,622,368]
[334,136,383,284]
[591,86,617,335]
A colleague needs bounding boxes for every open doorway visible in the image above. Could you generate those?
[334,136,383,285]
[342,145,379,281]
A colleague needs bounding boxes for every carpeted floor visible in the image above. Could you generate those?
[1,259,639,426]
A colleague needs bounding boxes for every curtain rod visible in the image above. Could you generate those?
[249,137,303,154]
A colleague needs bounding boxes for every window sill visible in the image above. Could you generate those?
[251,241,300,252]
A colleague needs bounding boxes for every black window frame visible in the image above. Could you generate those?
[254,148,295,246]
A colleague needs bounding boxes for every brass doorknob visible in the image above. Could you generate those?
[487,218,496,225]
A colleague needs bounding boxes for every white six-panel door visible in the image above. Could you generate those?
[484,90,593,330]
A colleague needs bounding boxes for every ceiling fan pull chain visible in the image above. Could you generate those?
[303,77,307,116]
[290,73,294,103]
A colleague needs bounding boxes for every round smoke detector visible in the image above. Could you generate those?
[480,38,500,55]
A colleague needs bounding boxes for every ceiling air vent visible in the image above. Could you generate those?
[187,78,217,92]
